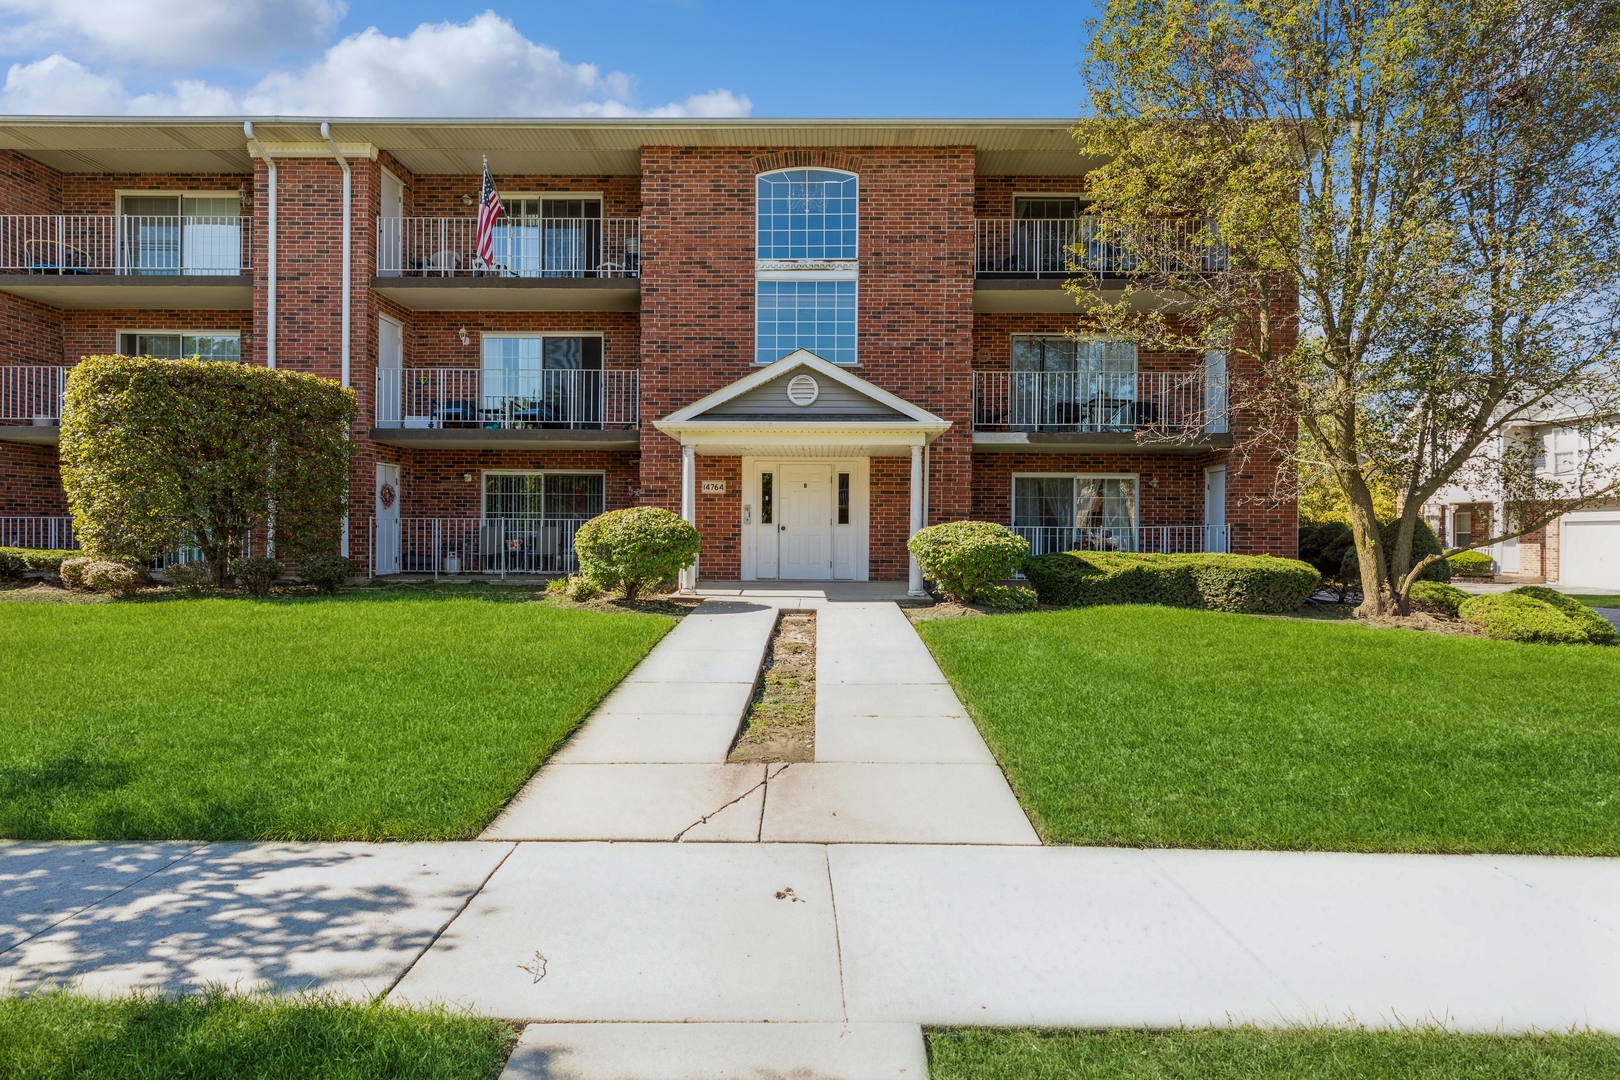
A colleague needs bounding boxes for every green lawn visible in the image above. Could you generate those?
[1571,594,1620,609]
[917,606,1620,854]
[926,1028,1620,1080]
[0,590,670,840]
[0,990,515,1080]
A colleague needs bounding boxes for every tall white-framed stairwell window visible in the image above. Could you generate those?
[1204,348,1229,433]
[755,168,858,365]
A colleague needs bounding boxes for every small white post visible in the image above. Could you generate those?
[908,443,927,597]
[680,443,697,593]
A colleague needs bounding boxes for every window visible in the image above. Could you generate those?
[837,473,850,525]
[1543,427,1579,475]
[1012,475,1138,554]
[481,334,604,427]
[1008,337,1138,430]
[492,196,603,277]
[118,194,241,275]
[119,331,240,362]
[760,472,774,524]
[483,472,605,520]
[756,168,858,364]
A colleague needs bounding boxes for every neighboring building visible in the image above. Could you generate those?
[1424,408,1620,589]
[0,118,1296,585]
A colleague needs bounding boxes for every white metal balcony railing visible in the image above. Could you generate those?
[375,367,639,430]
[1,516,78,550]
[369,516,585,578]
[972,370,1227,435]
[0,216,249,275]
[376,217,640,278]
[1014,524,1232,557]
[0,366,68,425]
[974,217,1228,278]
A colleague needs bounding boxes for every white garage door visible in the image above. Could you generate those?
[1560,513,1620,589]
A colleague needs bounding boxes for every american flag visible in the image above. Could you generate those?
[475,157,502,268]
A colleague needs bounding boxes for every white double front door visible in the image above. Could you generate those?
[744,458,865,581]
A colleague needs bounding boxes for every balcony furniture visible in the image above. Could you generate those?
[24,239,92,274]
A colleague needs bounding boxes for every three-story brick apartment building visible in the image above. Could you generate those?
[0,118,1296,587]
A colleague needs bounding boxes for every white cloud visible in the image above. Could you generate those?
[0,11,751,118]
[0,0,345,68]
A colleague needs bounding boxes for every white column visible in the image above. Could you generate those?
[680,443,697,593]
[908,443,926,597]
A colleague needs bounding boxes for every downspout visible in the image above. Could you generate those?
[320,123,353,558]
[243,122,276,368]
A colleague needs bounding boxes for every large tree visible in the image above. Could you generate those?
[61,356,355,584]
[1074,0,1620,615]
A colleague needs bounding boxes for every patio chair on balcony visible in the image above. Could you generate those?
[24,239,93,274]
[420,250,460,276]
[434,400,479,427]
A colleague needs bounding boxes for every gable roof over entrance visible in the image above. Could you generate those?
[654,350,950,457]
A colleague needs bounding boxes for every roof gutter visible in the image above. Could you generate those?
[319,122,352,390]
[243,121,276,368]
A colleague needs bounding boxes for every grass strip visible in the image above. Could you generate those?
[926,1027,1620,1079]
[917,605,1620,854]
[0,989,515,1080]
[0,590,671,840]
[729,609,816,764]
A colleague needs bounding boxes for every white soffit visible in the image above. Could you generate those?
[0,117,1096,176]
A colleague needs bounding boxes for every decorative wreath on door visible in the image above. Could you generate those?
[379,483,396,509]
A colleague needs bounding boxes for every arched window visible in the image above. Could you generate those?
[755,168,858,364]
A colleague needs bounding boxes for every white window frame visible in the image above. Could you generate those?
[478,331,608,363]
[116,327,242,359]
[1011,192,1090,212]
[1009,471,1141,527]
[480,469,608,521]
[115,189,242,209]
[755,167,860,365]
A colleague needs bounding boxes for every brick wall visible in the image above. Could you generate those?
[0,150,65,516]
[638,145,977,576]
[0,150,61,215]
[403,311,640,371]
[1,294,63,366]
[0,445,67,517]
[409,174,640,218]
[971,452,1216,529]
[695,455,743,580]
[379,448,640,519]
[972,311,1204,373]
[62,309,254,363]
[61,173,253,215]
[974,175,1090,217]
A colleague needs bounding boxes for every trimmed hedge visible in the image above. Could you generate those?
[0,547,77,578]
[1447,550,1495,577]
[1408,580,1471,617]
[974,584,1039,611]
[1510,586,1619,645]
[908,520,1029,603]
[59,556,92,589]
[1300,519,1451,586]
[1022,551,1321,614]
[574,507,701,600]
[1458,593,1594,644]
[298,555,355,594]
[82,560,143,596]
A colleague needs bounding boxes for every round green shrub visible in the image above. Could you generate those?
[907,521,1030,603]
[1508,586,1619,645]
[1297,522,1354,582]
[1458,593,1595,644]
[974,584,1039,611]
[298,555,355,594]
[573,507,700,601]
[1447,550,1495,577]
[82,560,142,596]
[1408,580,1470,617]
[162,562,209,592]
[231,556,284,596]
[59,556,93,590]
[0,549,23,579]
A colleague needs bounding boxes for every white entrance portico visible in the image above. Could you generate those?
[654,351,950,593]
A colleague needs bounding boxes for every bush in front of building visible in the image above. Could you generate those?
[1022,551,1321,614]
[231,557,285,597]
[1408,580,1471,617]
[162,562,209,593]
[59,356,355,587]
[0,547,78,579]
[908,521,1030,604]
[1458,591,1613,644]
[58,556,93,589]
[974,584,1039,611]
[574,507,701,601]
[298,555,355,595]
[81,560,144,596]
[1447,550,1495,577]
[1342,519,1452,584]
[1508,586,1619,644]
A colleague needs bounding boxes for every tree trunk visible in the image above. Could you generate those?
[1346,500,1395,617]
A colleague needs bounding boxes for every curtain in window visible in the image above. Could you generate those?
[483,473,604,520]
[1009,338,1136,428]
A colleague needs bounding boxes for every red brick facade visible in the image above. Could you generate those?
[1,124,1298,571]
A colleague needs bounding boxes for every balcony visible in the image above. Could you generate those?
[0,366,67,444]
[0,215,252,309]
[369,516,585,578]
[1,516,78,550]
[971,370,1231,452]
[372,217,640,311]
[371,367,640,450]
[973,217,1226,312]
[1014,524,1231,556]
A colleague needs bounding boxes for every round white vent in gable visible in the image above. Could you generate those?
[786,374,820,407]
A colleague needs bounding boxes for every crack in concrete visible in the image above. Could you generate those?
[672,766,791,842]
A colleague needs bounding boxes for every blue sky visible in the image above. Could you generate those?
[0,0,1102,117]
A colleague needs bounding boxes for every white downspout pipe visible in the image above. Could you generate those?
[243,122,276,368]
[680,443,697,593]
[318,123,351,389]
[908,443,927,597]
[319,124,354,559]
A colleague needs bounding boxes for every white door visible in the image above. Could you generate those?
[1560,513,1620,588]
[780,464,833,580]
[377,316,403,425]
[754,467,779,579]
[375,463,400,574]
[379,170,404,276]
[1204,465,1227,551]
